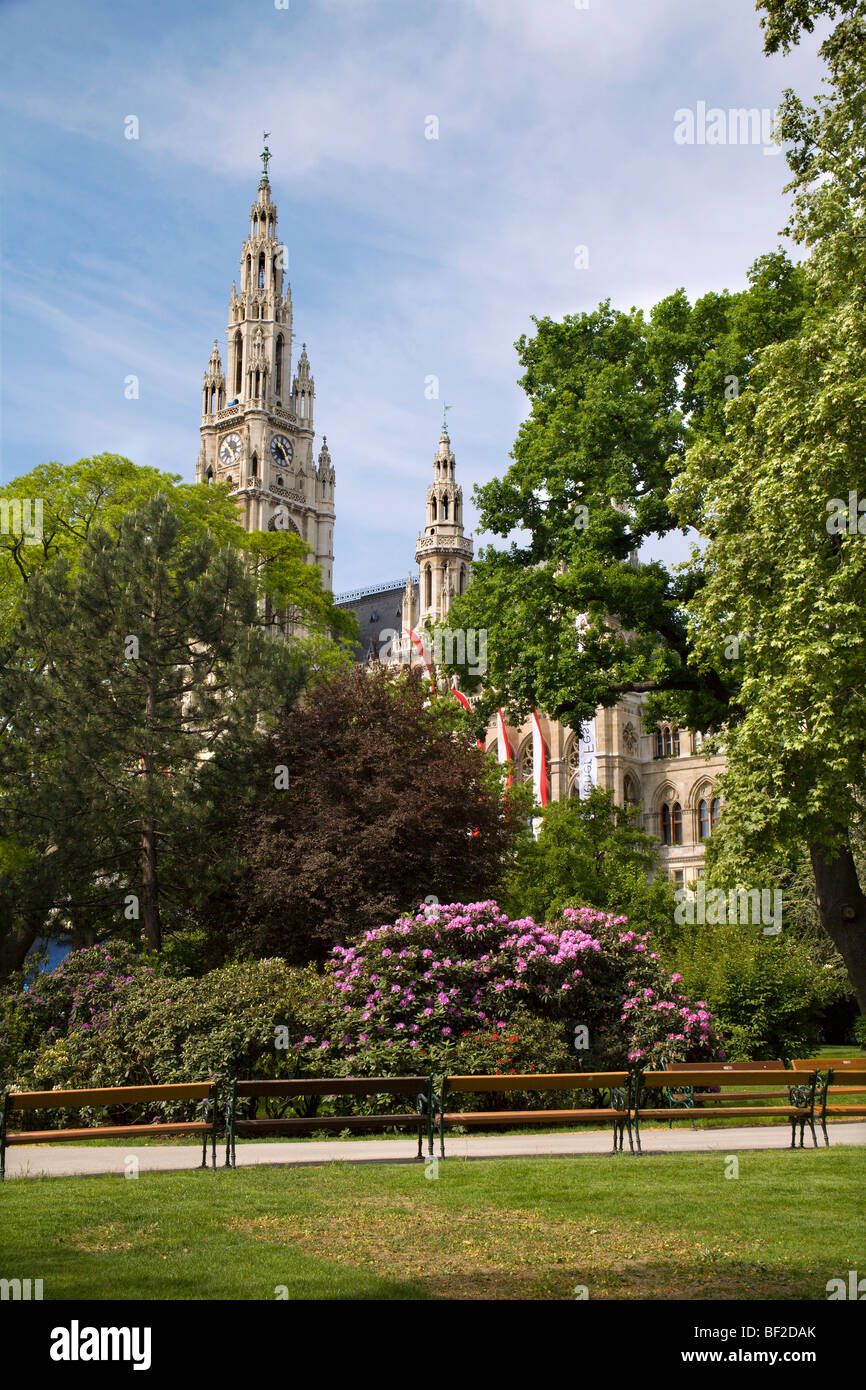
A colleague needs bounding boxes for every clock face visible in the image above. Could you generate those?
[270,434,294,466]
[219,433,242,467]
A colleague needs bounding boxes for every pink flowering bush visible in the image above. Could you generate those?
[309,900,722,1078]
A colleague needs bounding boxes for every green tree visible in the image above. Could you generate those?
[444,4,866,1008]
[670,1,866,1007]
[502,788,677,936]
[0,494,310,960]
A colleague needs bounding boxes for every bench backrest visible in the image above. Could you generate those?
[444,1072,628,1093]
[642,1069,804,1090]
[233,1076,430,1099]
[827,1067,866,1087]
[666,1060,784,1071]
[6,1082,215,1111]
[790,1057,864,1071]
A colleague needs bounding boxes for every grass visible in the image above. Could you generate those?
[1,1147,863,1301]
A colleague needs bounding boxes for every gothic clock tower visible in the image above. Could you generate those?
[196,138,335,590]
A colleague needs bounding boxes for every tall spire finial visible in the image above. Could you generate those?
[441,403,452,438]
[260,132,272,187]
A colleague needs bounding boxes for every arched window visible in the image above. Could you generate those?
[672,802,683,844]
[672,728,680,756]
[663,727,672,757]
[234,333,242,395]
[712,798,722,830]
[693,731,704,752]
[277,476,283,488]
[654,729,664,759]
[431,497,437,521]
[661,804,672,845]
[698,798,711,840]
[205,468,214,485]
[442,495,449,520]
[459,566,466,594]
[258,253,266,289]
[246,254,251,288]
[623,774,638,806]
[275,336,283,395]
[425,567,432,609]
[250,453,257,479]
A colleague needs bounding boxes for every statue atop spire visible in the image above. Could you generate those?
[259,132,272,188]
[441,403,452,439]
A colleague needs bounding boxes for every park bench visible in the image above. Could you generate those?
[225,1076,434,1167]
[435,1072,633,1158]
[633,1068,818,1152]
[660,1059,790,1128]
[0,1081,219,1179]
[789,1058,866,1146]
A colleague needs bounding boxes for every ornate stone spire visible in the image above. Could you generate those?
[415,426,473,624]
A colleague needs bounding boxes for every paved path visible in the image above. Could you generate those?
[6,1122,865,1178]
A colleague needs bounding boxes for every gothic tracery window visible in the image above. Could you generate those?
[655,723,680,758]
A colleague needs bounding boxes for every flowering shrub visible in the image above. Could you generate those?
[3,954,326,1127]
[0,941,149,1080]
[312,900,721,1077]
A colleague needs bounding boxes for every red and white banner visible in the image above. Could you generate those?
[531,710,548,808]
[496,708,512,789]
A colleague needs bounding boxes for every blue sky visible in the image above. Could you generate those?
[0,0,827,592]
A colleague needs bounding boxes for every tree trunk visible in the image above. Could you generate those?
[811,839,866,1015]
[0,919,39,982]
[140,824,162,953]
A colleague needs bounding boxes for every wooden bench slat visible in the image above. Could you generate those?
[233,1076,428,1098]
[667,1060,784,1071]
[636,1106,809,1120]
[6,1123,210,1144]
[8,1083,214,1109]
[643,1070,796,1088]
[679,1090,794,1101]
[791,1057,864,1068]
[443,1109,623,1124]
[234,1114,422,1132]
[445,1073,627,1092]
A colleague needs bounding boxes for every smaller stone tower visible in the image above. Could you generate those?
[415,421,473,626]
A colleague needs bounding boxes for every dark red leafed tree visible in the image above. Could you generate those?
[221,666,523,965]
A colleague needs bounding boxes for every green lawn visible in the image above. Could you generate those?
[1,1148,863,1300]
